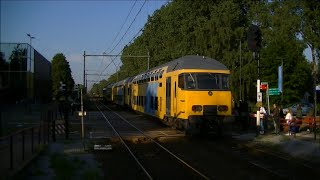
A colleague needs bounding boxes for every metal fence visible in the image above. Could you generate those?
[0,104,58,178]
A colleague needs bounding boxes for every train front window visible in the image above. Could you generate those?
[185,73,196,89]
[181,73,229,90]
[221,75,229,89]
[197,73,229,90]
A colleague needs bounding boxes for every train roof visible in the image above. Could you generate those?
[115,55,228,85]
[106,83,114,88]
[163,55,228,72]
[113,76,133,87]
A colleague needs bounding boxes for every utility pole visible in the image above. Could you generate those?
[81,87,84,148]
[83,51,86,91]
[239,40,242,101]
[27,34,35,100]
[148,51,150,70]
[313,62,317,140]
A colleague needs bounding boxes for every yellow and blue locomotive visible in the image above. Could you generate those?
[106,55,232,135]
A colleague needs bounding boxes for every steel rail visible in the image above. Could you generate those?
[95,104,153,180]
[100,103,210,180]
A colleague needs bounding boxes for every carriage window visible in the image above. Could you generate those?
[178,74,184,88]
[159,70,164,78]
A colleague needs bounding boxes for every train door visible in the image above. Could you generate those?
[173,80,177,116]
[166,77,171,116]
[123,86,125,105]
[128,85,131,107]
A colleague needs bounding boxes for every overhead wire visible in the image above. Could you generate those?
[97,0,139,82]
[107,0,147,54]
[104,0,138,54]
[98,0,147,79]
[98,0,172,83]
[99,27,144,78]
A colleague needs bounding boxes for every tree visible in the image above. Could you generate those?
[51,53,74,99]
[96,0,315,107]
[249,0,313,105]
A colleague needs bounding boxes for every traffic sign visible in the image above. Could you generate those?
[268,88,280,96]
[257,92,262,102]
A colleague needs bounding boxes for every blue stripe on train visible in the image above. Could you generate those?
[144,82,158,116]
[116,87,124,105]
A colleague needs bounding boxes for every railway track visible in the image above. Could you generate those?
[93,102,210,180]
[85,100,320,179]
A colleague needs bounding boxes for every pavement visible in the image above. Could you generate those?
[16,133,104,180]
[231,130,320,163]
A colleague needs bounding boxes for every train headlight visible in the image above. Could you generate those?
[192,105,202,112]
[218,105,228,112]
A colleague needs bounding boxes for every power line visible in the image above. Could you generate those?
[97,0,170,83]
[107,0,147,54]
[98,1,147,79]
[98,24,145,80]
[105,0,138,54]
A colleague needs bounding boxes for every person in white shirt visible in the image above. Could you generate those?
[285,108,293,135]
[259,106,267,134]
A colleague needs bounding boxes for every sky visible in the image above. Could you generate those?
[1,0,168,89]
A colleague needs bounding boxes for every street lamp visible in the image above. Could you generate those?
[27,34,35,101]
[27,34,35,46]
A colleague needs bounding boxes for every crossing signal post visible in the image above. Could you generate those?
[59,81,69,139]
[248,24,262,136]
[247,24,262,52]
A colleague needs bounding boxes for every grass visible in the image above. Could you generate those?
[49,152,102,180]
[50,153,80,179]
[81,168,103,180]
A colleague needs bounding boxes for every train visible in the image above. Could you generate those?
[104,55,232,135]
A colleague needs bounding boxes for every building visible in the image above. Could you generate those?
[0,43,51,104]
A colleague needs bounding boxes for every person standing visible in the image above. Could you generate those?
[272,104,280,135]
[285,108,293,135]
[259,106,267,134]
[295,104,303,133]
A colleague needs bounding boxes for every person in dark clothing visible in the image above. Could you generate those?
[272,104,280,134]
[295,104,303,133]
[239,101,249,131]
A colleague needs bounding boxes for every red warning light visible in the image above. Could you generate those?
[260,83,268,91]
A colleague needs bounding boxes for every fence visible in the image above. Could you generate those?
[0,103,58,178]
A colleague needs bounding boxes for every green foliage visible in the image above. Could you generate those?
[90,79,108,96]
[51,53,75,98]
[50,153,76,179]
[49,153,89,180]
[81,168,102,180]
[94,0,318,105]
